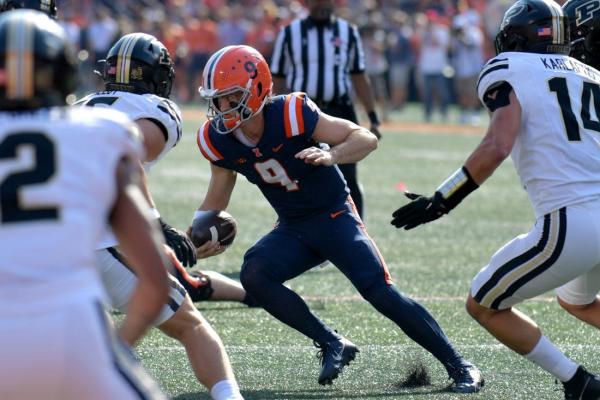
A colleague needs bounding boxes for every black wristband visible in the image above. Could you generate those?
[368,111,380,126]
[435,166,479,211]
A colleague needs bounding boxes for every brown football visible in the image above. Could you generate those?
[190,210,237,247]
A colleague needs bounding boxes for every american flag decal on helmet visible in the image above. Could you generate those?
[537,27,552,36]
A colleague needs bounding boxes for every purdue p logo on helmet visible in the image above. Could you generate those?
[563,0,600,70]
[102,33,175,99]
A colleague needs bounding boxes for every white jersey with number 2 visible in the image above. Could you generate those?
[0,107,142,310]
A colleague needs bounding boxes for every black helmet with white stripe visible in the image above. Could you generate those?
[563,0,600,69]
[102,33,175,99]
[0,0,57,19]
[495,0,570,55]
[0,9,77,110]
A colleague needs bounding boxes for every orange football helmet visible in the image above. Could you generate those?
[199,45,272,134]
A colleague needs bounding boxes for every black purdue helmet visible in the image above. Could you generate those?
[495,0,570,55]
[0,10,77,110]
[0,0,57,19]
[102,33,175,98]
[563,0,600,69]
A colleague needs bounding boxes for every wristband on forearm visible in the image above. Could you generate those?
[149,207,161,219]
[435,166,479,211]
[368,111,380,126]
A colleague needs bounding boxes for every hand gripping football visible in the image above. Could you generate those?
[190,210,237,247]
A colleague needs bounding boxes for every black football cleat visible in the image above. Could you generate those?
[563,366,600,400]
[447,363,484,393]
[314,337,359,385]
[171,261,214,302]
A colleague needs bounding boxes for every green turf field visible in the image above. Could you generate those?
[137,106,600,399]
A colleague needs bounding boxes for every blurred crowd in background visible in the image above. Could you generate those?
[56,0,518,124]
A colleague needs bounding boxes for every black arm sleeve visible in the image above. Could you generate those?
[482,81,513,112]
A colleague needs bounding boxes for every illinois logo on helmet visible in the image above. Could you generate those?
[101,33,175,98]
[0,9,77,110]
[0,0,57,19]
[199,45,273,134]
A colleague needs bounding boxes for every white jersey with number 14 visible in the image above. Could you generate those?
[478,52,600,218]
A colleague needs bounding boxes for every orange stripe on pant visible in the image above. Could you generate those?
[346,195,393,285]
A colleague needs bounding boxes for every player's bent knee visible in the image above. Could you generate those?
[354,277,390,302]
[557,295,594,313]
[466,295,492,321]
[158,296,205,341]
[240,258,272,293]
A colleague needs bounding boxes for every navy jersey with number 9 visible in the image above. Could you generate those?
[197,92,349,221]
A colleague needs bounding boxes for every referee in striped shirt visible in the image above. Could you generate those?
[270,0,381,219]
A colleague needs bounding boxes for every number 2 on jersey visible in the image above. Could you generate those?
[0,132,58,223]
[254,159,299,191]
[549,77,600,141]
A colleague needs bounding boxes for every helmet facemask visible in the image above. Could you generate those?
[202,82,269,134]
[204,86,251,134]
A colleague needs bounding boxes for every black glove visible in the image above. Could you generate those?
[391,192,449,230]
[159,218,197,267]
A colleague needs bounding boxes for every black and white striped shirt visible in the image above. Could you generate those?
[270,16,365,103]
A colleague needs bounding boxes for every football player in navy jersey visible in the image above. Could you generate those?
[194,45,483,391]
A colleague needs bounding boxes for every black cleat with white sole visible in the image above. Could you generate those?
[563,366,600,400]
[448,363,484,393]
[315,337,359,385]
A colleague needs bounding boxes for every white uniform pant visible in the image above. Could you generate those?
[0,299,166,400]
[471,201,600,310]
[96,247,186,326]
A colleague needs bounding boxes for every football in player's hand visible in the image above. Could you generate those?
[189,210,237,248]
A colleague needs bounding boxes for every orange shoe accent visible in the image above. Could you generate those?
[330,209,346,219]
[165,245,200,289]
